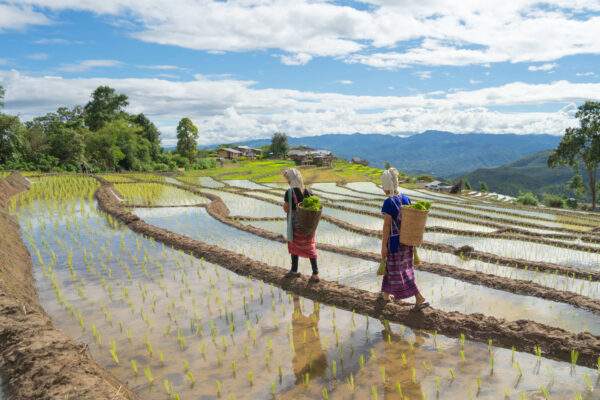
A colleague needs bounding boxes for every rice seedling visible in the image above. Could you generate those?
[130,359,139,376]
[143,366,155,385]
[109,339,119,365]
[370,385,378,400]
[185,370,196,388]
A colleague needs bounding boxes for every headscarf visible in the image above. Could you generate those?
[381,168,400,195]
[283,168,305,191]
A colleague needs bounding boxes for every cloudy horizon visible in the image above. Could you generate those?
[0,0,598,145]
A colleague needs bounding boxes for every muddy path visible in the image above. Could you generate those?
[203,185,600,282]
[95,177,600,369]
[0,173,138,400]
[139,178,600,305]
[207,206,600,316]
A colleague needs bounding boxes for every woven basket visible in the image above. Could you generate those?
[400,207,428,246]
[294,205,322,236]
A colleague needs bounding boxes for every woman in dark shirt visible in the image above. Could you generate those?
[282,168,319,282]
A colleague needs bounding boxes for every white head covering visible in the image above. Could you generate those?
[381,168,399,195]
[283,168,305,190]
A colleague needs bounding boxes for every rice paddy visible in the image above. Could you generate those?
[7,174,600,399]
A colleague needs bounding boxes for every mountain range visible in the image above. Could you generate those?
[233,131,561,178]
[462,150,597,199]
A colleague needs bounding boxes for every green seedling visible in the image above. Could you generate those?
[130,359,139,376]
[186,371,196,388]
[109,339,119,365]
[143,366,154,385]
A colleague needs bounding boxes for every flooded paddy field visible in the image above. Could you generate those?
[7,174,600,399]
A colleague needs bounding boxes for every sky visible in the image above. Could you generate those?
[0,1,599,146]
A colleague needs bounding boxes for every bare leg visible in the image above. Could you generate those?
[415,291,426,305]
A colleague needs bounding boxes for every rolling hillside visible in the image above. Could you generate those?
[233,131,560,177]
[461,150,595,198]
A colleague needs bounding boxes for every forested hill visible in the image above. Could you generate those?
[235,131,560,177]
[461,150,594,198]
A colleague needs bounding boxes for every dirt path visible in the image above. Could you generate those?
[0,173,138,400]
[95,177,600,369]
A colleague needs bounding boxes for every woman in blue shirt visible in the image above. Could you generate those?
[380,168,428,310]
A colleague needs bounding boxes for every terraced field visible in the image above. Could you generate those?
[6,173,600,400]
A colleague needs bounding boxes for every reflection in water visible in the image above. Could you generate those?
[380,322,424,400]
[291,296,328,385]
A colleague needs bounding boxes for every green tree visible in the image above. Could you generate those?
[84,86,129,131]
[464,180,472,190]
[549,101,600,210]
[0,84,5,109]
[568,173,586,199]
[384,161,392,170]
[270,132,288,158]
[479,181,489,192]
[26,107,87,168]
[176,118,199,163]
[0,114,25,164]
[85,119,150,171]
[131,113,161,158]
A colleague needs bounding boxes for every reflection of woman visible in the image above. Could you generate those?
[380,323,425,399]
[282,168,319,282]
[291,295,327,384]
[380,168,428,310]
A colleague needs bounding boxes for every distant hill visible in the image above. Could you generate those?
[461,150,595,198]
[232,131,560,177]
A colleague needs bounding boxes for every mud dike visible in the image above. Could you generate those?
[96,177,600,369]
[0,173,138,400]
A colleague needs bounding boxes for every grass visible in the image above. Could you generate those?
[182,159,386,184]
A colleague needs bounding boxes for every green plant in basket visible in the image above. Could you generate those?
[300,195,322,212]
[407,200,431,212]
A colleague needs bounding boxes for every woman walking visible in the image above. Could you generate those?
[380,168,428,310]
[282,168,319,282]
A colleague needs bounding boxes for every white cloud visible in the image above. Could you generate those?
[58,59,123,72]
[469,79,482,84]
[34,38,76,45]
[279,53,313,66]
[528,63,557,72]
[1,70,595,145]
[414,71,432,80]
[336,80,353,85]
[0,3,48,31]
[139,64,182,70]
[576,72,595,77]
[8,1,600,68]
[26,52,48,61]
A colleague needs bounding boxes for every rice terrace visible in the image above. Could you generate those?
[2,1,600,399]
[0,155,599,399]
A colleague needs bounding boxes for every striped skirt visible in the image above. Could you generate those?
[288,230,318,259]
[382,245,419,299]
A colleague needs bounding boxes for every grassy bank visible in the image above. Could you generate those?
[182,159,387,184]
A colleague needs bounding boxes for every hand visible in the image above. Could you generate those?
[381,247,388,260]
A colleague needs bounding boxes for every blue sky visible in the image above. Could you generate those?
[0,1,599,145]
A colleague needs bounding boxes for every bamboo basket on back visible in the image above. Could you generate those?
[294,205,322,236]
[400,207,428,246]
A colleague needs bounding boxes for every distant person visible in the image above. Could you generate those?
[282,168,319,282]
[380,168,428,310]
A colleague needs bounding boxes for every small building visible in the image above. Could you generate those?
[217,147,242,160]
[288,148,334,167]
[425,180,453,192]
[234,145,263,159]
[351,157,369,166]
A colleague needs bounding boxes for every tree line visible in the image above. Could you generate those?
[0,85,212,172]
